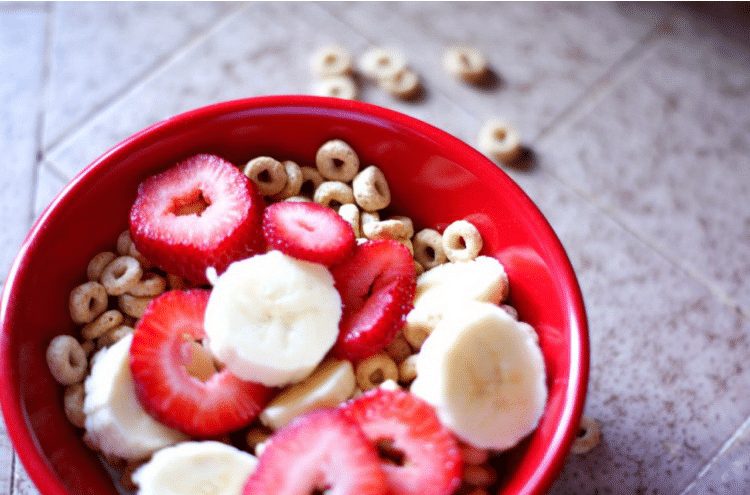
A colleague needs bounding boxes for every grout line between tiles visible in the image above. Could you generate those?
[27,1,56,230]
[43,1,251,158]
[534,19,668,144]
[678,413,750,495]
[544,167,748,320]
[8,453,15,495]
[529,11,750,320]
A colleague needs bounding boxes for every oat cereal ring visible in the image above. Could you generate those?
[413,228,447,269]
[284,195,313,203]
[384,335,412,363]
[315,139,360,182]
[244,156,287,197]
[166,273,190,291]
[64,383,86,428]
[398,238,414,256]
[402,306,442,350]
[69,281,108,325]
[379,67,421,100]
[245,428,271,451]
[478,120,523,164]
[81,309,124,340]
[338,203,361,238]
[299,166,325,198]
[413,260,425,277]
[352,165,391,212]
[460,443,490,465]
[443,46,489,83]
[362,219,410,241]
[128,272,167,297]
[463,464,498,488]
[46,335,87,385]
[87,251,116,281]
[571,416,601,454]
[127,243,153,270]
[100,255,143,296]
[118,294,154,319]
[355,352,399,391]
[389,216,414,239]
[98,325,134,349]
[116,230,132,256]
[81,339,95,358]
[442,220,483,262]
[310,45,353,78]
[312,76,358,101]
[313,181,355,210]
[360,210,380,228]
[398,354,418,384]
[402,319,431,350]
[359,47,407,81]
[270,160,304,201]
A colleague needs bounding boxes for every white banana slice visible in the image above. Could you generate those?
[414,255,509,306]
[204,250,342,387]
[260,358,356,430]
[83,334,188,461]
[410,300,547,451]
[402,255,510,348]
[132,441,258,495]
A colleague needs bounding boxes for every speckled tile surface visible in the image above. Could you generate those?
[532,179,750,494]
[683,418,750,495]
[42,1,239,148]
[0,3,46,285]
[535,13,750,316]
[3,2,750,494]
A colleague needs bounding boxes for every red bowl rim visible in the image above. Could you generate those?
[0,95,589,495]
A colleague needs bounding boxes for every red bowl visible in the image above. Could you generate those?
[0,95,588,495]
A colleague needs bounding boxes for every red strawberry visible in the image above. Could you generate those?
[129,154,265,285]
[340,388,463,495]
[243,408,388,495]
[129,289,273,438]
[262,201,355,266]
[330,239,416,361]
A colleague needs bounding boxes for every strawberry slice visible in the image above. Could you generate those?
[262,201,356,266]
[243,408,388,495]
[340,388,463,495]
[129,289,273,438]
[129,154,265,285]
[330,239,416,361]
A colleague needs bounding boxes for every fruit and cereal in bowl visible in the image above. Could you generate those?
[0,95,588,495]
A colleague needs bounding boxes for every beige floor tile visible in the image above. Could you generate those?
[43,1,239,148]
[535,13,750,315]
[532,180,750,494]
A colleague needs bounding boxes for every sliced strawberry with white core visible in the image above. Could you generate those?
[129,289,273,438]
[242,408,388,495]
[330,239,416,361]
[340,388,463,495]
[262,201,355,266]
[129,154,265,285]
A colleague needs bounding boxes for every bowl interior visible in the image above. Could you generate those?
[1,96,588,495]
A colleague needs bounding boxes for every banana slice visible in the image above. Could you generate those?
[402,255,510,348]
[204,250,342,387]
[414,255,509,306]
[132,441,258,495]
[410,300,547,451]
[260,358,356,430]
[83,334,188,461]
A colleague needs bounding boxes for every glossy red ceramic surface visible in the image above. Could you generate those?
[0,95,588,495]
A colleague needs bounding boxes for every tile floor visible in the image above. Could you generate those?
[2,2,750,494]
